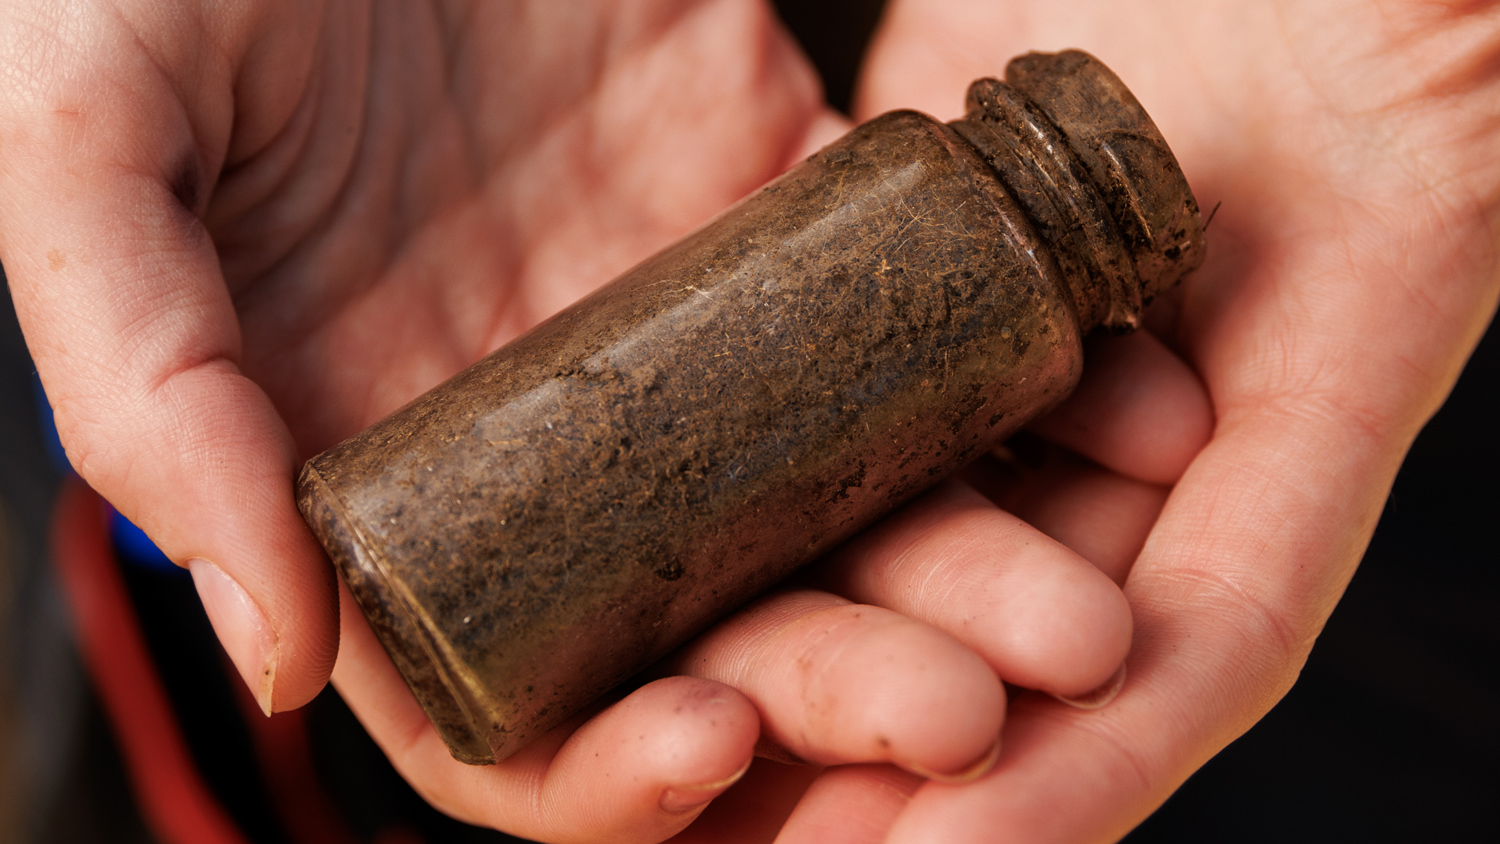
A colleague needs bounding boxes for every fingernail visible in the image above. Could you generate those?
[1054,663,1128,711]
[188,558,278,715]
[660,757,753,814]
[901,736,1002,784]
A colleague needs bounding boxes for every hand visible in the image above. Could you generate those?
[1,2,1138,841]
[753,1,1498,841]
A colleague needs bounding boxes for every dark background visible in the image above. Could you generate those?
[3,1,1495,841]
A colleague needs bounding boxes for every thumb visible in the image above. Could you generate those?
[0,38,337,713]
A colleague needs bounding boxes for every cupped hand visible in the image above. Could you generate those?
[0,2,1143,841]
[754,0,1498,841]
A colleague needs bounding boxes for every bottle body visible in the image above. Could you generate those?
[297,52,1205,764]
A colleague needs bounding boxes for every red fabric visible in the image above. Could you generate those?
[51,478,250,844]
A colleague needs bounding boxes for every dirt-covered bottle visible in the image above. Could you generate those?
[297,50,1207,765]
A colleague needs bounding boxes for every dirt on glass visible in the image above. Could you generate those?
[297,50,1207,765]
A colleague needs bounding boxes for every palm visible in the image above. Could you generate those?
[822,1,1500,840]
[218,1,829,457]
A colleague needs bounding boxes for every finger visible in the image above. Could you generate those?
[962,440,1169,584]
[0,26,336,711]
[670,589,1005,780]
[1028,329,1214,486]
[331,585,759,844]
[820,482,1132,699]
[774,764,924,844]
[880,384,1463,844]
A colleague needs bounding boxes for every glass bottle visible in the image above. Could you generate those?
[297,50,1206,764]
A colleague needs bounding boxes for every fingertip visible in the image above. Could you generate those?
[900,735,1002,784]
[1051,576,1132,699]
[632,676,761,793]
[540,676,760,840]
[1031,329,1213,485]
[194,554,337,714]
[1053,662,1128,711]
[845,616,1006,779]
[989,555,1133,700]
[124,370,341,713]
[210,484,339,714]
[828,483,1133,700]
[659,756,754,815]
[262,517,341,712]
[673,590,1005,783]
[189,557,277,714]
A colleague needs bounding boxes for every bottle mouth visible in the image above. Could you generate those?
[952,51,1206,332]
[1003,50,1206,321]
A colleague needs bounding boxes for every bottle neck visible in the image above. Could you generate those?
[948,51,1205,334]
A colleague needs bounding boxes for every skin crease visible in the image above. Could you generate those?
[0,2,1493,844]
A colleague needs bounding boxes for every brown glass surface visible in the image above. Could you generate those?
[297,51,1205,764]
